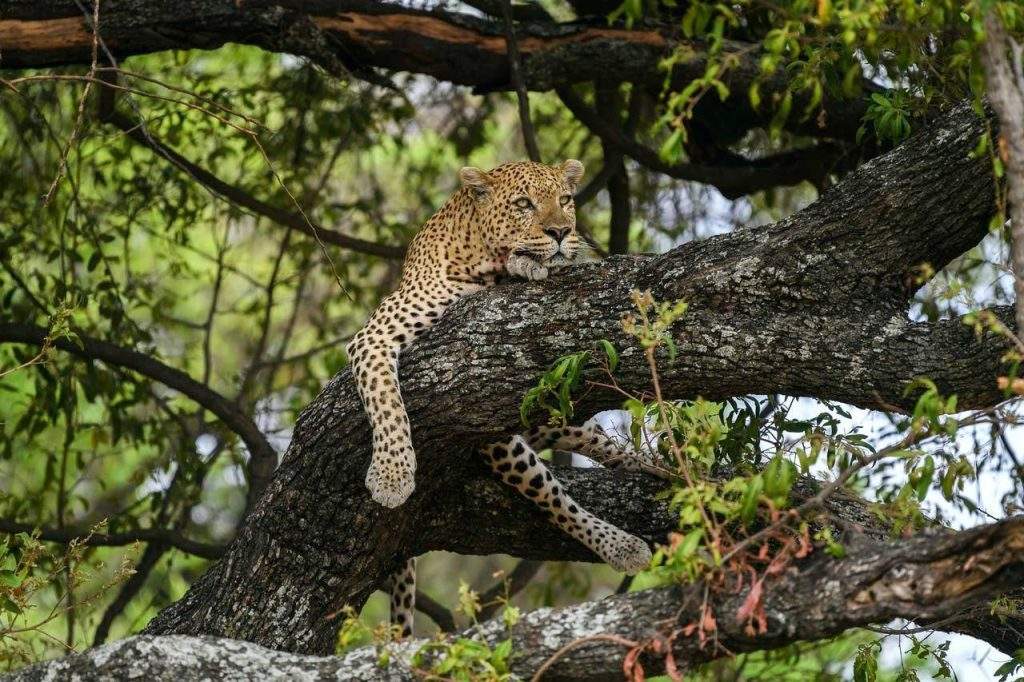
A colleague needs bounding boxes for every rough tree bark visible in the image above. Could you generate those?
[119,101,1017,661]
[0,0,761,89]
[12,518,1024,680]
[0,0,872,145]
[981,11,1024,336]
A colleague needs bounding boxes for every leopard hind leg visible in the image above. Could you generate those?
[523,423,656,471]
[482,436,651,573]
[385,557,416,638]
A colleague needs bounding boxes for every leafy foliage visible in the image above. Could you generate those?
[632,0,1024,148]
[0,529,134,669]
[338,575,524,680]
[519,350,590,426]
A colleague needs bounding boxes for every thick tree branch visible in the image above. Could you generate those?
[558,86,845,198]
[409,590,456,633]
[138,103,1011,655]
[15,518,1024,680]
[0,322,278,503]
[0,1,873,144]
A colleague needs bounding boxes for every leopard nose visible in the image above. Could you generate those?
[544,226,570,242]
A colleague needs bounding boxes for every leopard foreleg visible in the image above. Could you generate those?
[347,283,458,507]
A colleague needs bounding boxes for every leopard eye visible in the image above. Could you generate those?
[559,194,573,206]
[513,197,534,210]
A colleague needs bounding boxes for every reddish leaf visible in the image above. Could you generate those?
[756,607,768,634]
[665,648,682,681]
[765,551,789,577]
[623,646,645,682]
[701,607,717,633]
[736,578,764,625]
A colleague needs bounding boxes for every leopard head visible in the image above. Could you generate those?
[459,159,585,267]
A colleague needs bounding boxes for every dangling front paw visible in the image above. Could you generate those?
[602,531,653,575]
[365,458,416,508]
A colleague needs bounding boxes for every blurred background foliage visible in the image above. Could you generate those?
[0,0,1022,678]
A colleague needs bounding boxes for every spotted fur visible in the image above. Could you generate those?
[347,160,585,509]
[385,558,416,638]
[523,423,658,471]
[482,429,653,573]
[347,160,651,636]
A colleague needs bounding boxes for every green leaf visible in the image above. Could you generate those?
[678,528,703,556]
[0,570,20,587]
[913,455,935,502]
[748,82,762,109]
[941,465,956,501]
[520,387,540,427]
[597,339,619,373]
[659,128,686,162]
[854,643,879,682]
[1,595,22,615]
[492,639,512,661]
[740,474,763,526]
[664,335,678,364]
[763,455,796,503]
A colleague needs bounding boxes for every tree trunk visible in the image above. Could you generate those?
[981,12,1024,337]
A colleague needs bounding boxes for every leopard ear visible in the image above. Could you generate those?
[459,166,493,199]
[561,159,585,190]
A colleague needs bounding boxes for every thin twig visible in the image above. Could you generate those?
[0,322,277,483]
[531,633,639,681]
[92,542,168,645]
[201,224,229,388]
[866,610,982,636]
[41,0,100,206]
[96,67,265,129]
[9,75,257,136]
[501,0,541,162]
[720,406,1003,565]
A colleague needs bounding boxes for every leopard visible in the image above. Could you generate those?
[346,160,653,637]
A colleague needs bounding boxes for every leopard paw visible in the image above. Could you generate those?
[365,460,416,508]
[506,253,549,281]
[602,532,653,575]
[525,265,549,281]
